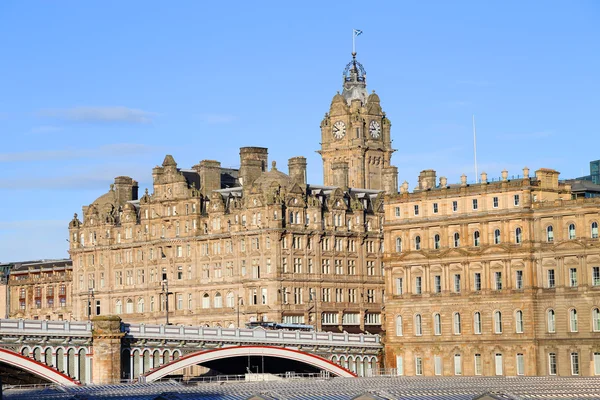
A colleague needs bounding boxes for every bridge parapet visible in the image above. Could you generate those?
[123,323,381,348]
[0,318,92,336]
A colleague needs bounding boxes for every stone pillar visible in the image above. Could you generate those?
[91,315,125,384]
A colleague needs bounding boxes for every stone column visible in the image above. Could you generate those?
[91,315,125,384]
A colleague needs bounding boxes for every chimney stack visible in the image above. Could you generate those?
[288,156,307,185]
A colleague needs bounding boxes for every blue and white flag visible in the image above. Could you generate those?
[353,29,363,37]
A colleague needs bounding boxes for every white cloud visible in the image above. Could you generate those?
[0,143,157,163]
[198,113,238,124]
[38,106,157,124]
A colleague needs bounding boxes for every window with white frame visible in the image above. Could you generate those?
[495,271,503,290]
[495,353,503,375]
[434,234,441,249]
[454,312,461,334]
[548,353,557,375]
[515,227,522,244]
[492,196,499,208]
[570,268,578,287]
[414,235,421,250]
[472,199,478,210]
[516,353,525,375]
[434,313,442,335]
[433,203,438,214]
[592,222,599,239]
[571,352,580,375]
[322,312,338,325]
[547,269,555,288]
[395,237,402,253]
[570,309,578,332]
[202,293,210,309]
[494,311,503,333]
[434,275,441,293]
[474,312,482,334]
[454,274,461,293]
[434,355,442,375]
[593,308,600,332]
[547,309,556,333]
[473,231,480,247]
[515,310,524,333]
[396,315,403,336]
[452,201,458,212]
[593,266,600,286]
[569,223,576,240]
[415,356,423,375]
[594,352,600,376]
[396,277,403,295]
[415,314,422,336]
[547,225,554,242]
[342,312,359,325]
[454,232,460,247]
[415,276,422,294]
[396,355,403,376]
[474,354,482,375]
[514,194,520,206]
[516,270,523,289]
[414,205,419,216]
[454,354,462,375]
[494,229,501,244]
[394,207,400,217]
[474,272,481,291]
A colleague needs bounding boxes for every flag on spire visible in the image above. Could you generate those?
[353,29,363,37]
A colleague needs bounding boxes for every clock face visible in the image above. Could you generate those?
[369,120,381,138]
[333,121,346,139]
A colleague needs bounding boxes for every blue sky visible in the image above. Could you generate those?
[1,1,599,262]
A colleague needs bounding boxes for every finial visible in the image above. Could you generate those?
[145,188,149,195]
[352,51,357,58]
[73,213,78,219]
[372,90,375,93]
[110,184,114,191]
[271,161,277,171]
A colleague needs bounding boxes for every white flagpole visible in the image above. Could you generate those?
[352,29,355,54]
[473,114,479,183]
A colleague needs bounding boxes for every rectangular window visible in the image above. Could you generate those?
[495,354,503,376]
[432,203,438,214]
[516,354,525,376]
[571,353,580,375]
[434,275,441,293]
[514,194,520,206]
[547,269,555,288]
[394,207,400,217]
[474,354,482,375]
[493,196,499,208]
[434,355,442,376]
[472,199,478,210]
[570,268,578,287]
[415,357,423,375]
[593,267,600,286]
[495,271,502,290]
[454,354,462,375]
[548,353,557,375]
[516,270,523,289]
[452,201,458,212]
[474,272,481,291]
[396,356,404,376]
[415,276,422,294]
[396,277,403,295]
[454,274,461,293]
[414,205,419,216]
[594,352,600,376]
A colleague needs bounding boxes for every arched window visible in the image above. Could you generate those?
[473,231,480,247]
[396,316,403,336]
[473,312,482,334]
[454,232,460,248]
[593,308,600,332]
[115,299,122,315]
[454,312,461,334]
[434,234,441,249]
[547,309,556,333]
[214,292,222,308]
[592,222,599,239]
[415,314,422,336]
[226,292,235,308]
[415,236,421,250]
[570,309,578,332]
[515,310,524,333]
[395,238,402,253]
[202,293,210,309]
[568,224,576,240]
[126,298,133,314]
[434,313,442,335]
[494,311,503,334]
[494,229,501,244]
[547,225,554,242]
[515,227,522,244]
[137,297,144,313]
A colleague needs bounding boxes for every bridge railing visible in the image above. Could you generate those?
[122,323,381,347]
[0,319,92,336]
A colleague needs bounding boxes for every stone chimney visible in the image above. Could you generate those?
[523,167,530,179]
[239,147,268,187]
[288,156,307,185]
[536,168,560,189]
[113,176,138,203]
[418,169,437,190]
[331,162,349,188]
[382,166,398,194]
[195,160,222,196]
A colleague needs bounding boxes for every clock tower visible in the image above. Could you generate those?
[318,52,397,193]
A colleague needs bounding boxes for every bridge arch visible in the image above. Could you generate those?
[144,345,356,382]
[0,348,79,386]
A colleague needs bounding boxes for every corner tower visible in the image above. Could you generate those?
[318,52,396,192]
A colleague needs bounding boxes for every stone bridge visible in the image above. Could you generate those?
[0,316,382,385]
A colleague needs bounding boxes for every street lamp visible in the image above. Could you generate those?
[237,296,243,328]
[87,288,94,321]
[161,280,173,325]
[308,290,318,331]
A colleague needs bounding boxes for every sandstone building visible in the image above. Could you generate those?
[2,259,73,321]
[384,168,600,376]
[68,53,397,333]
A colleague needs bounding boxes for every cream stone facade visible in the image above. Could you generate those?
[384,168,600,376]
[68,53,396,334]
[6,259,73,321]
